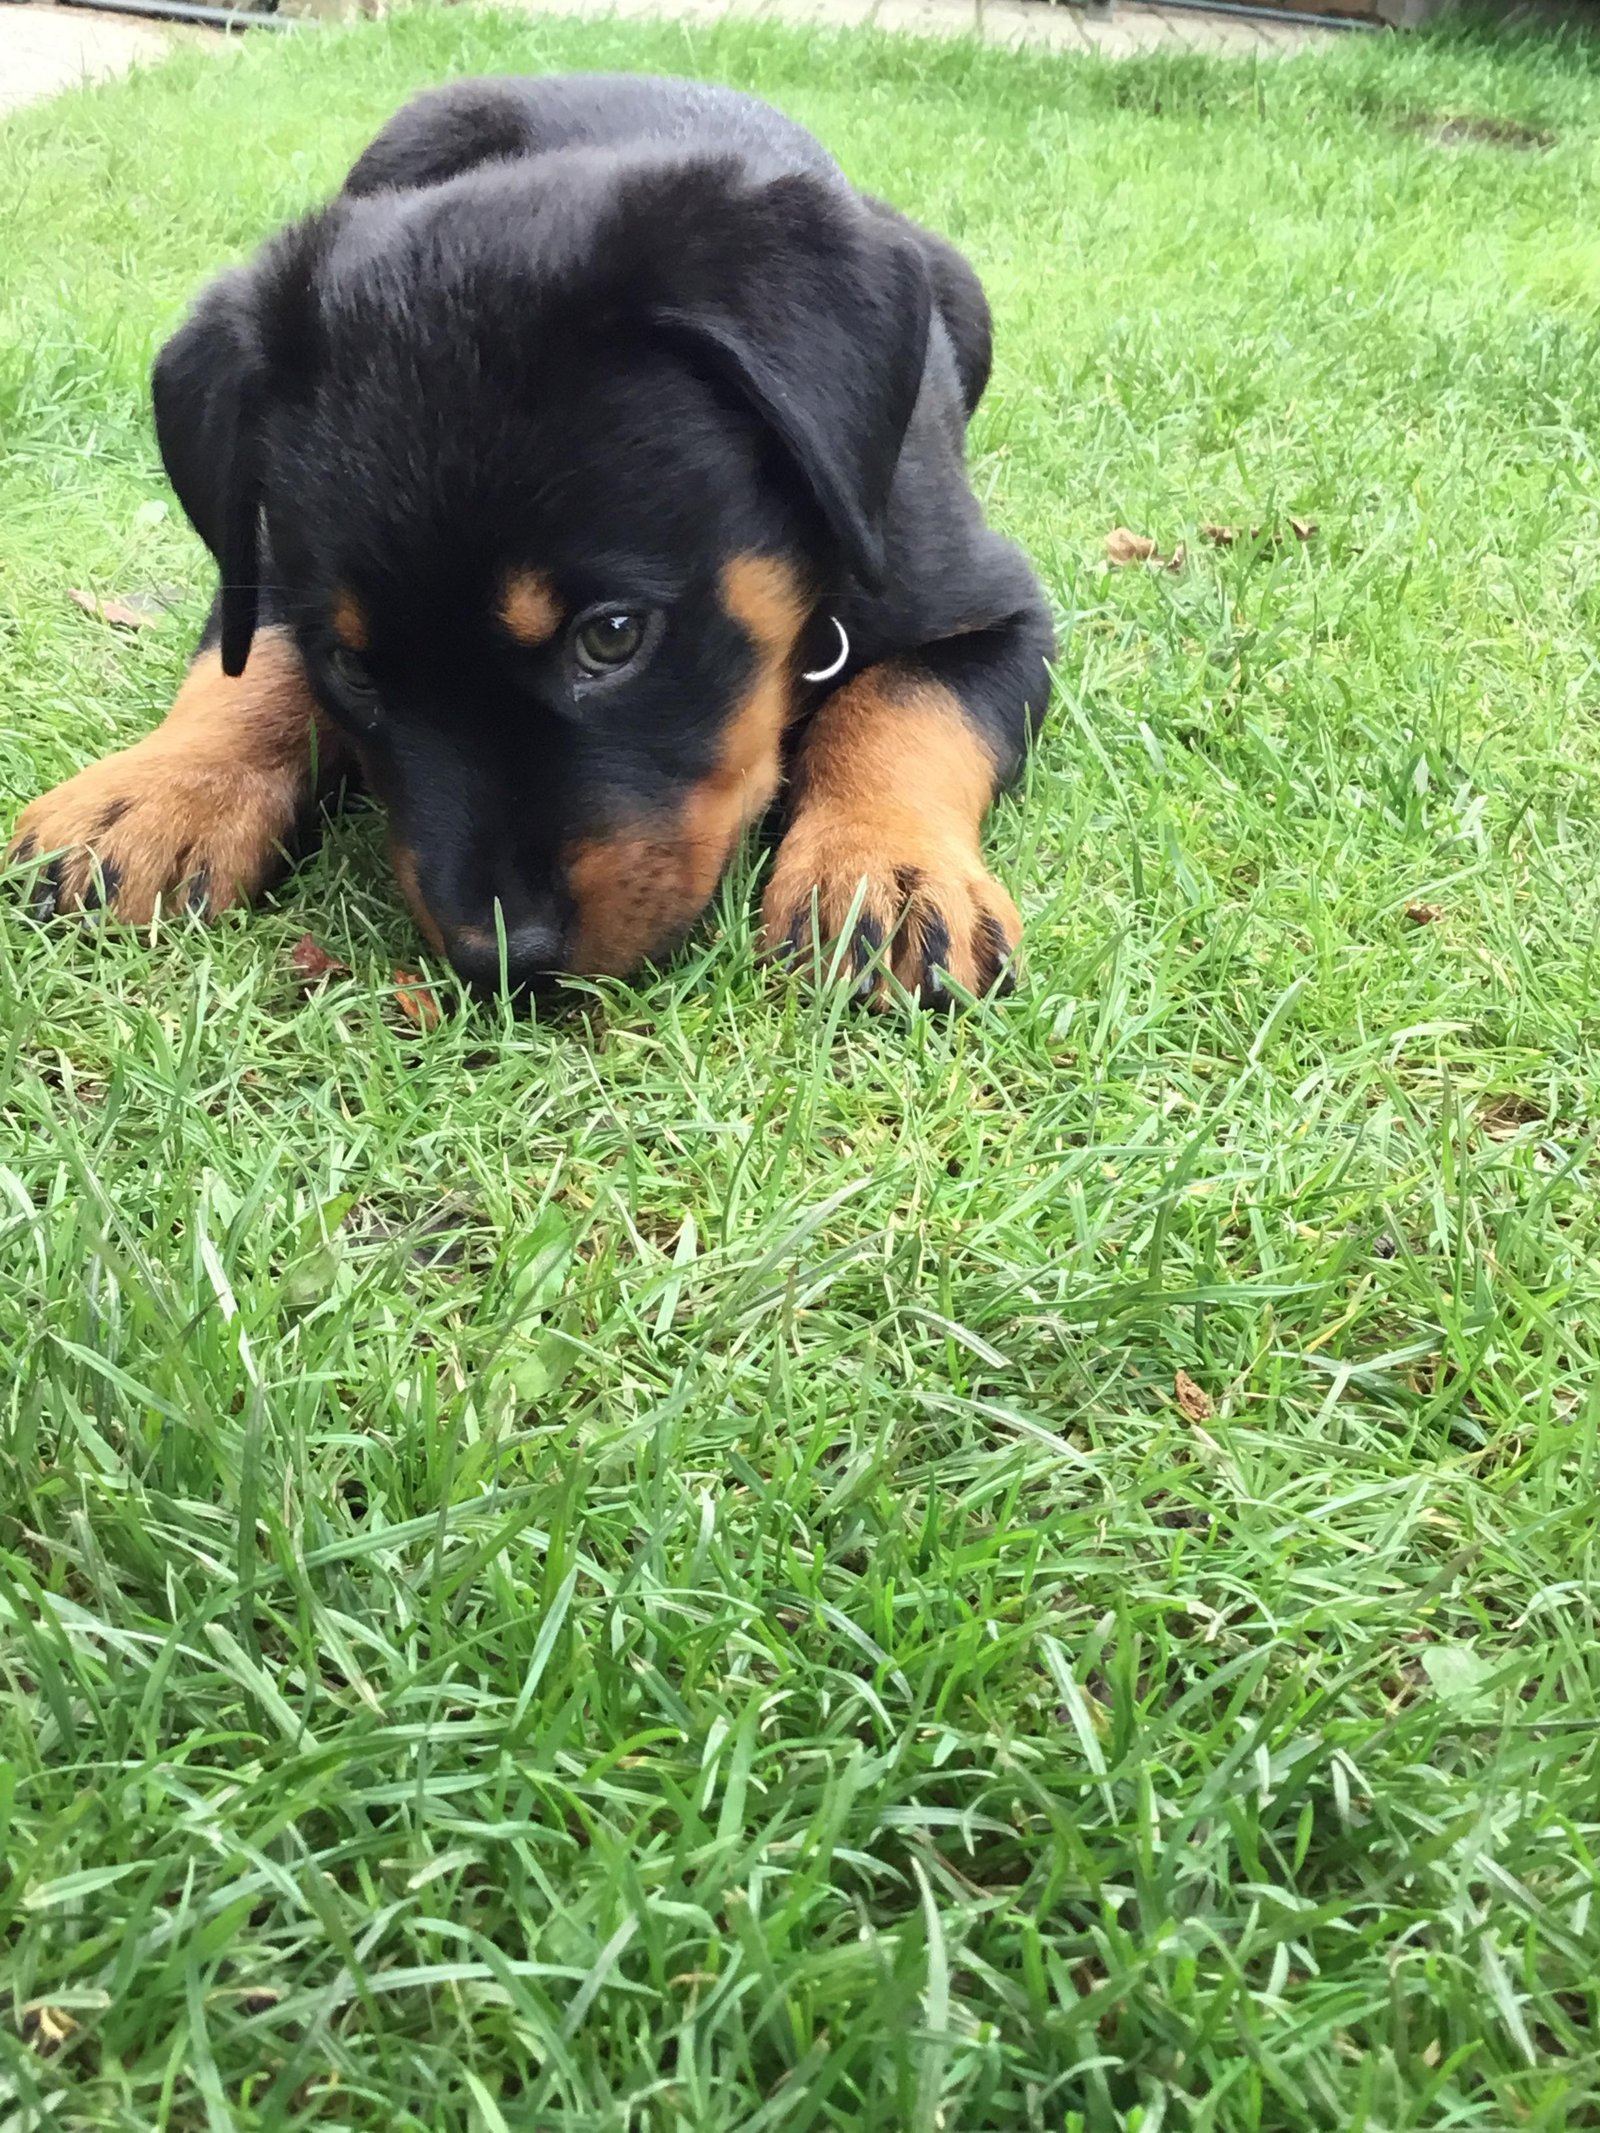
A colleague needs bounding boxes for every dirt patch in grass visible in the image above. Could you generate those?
[1404,108,1556,148]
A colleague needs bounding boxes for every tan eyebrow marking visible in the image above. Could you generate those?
[498,571,564,647]
[331,587,370,653]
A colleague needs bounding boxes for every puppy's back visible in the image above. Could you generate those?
[343,74,839,199]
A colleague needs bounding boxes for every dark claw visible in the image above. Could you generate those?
[848,914,885,996]
[975,913,1017,997]
[916,911,953,1006]
[80,860,121,914]
[782,910,811,966]
[32,860,61,922]
[186,871,213,917]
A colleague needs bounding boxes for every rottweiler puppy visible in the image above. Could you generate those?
[10,74,1054,1002]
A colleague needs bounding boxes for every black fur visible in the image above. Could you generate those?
[151,74,1054,989]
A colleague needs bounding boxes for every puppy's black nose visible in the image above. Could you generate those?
[446,915,565,995]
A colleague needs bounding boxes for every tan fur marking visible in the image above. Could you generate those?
[8,629,348,923]
[791,666,996,829]
[389,842,447,958]
[331,589,369,653]
[566,555,810,976]
[498,571,564,648]
[760,663,1020,1000]
[721,554,813,708]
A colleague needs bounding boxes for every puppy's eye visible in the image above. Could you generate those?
[572,609,649,677]
[328,646,378,705]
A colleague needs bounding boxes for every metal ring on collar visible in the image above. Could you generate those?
[801,615,851,686]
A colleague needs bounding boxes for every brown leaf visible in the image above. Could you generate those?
[1174,1369,1215,1421]
[1201,520,1318,552]
[1478,1093,1544,1141]
[1106,527,1159,566]
[1404,901,1444,926]
[68,587,161,631]
[393,968,443,1031]
[1106,528,1185,573]
[21,2005,76,2055]
[289,932,348,985]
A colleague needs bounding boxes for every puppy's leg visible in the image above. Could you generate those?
[9,626,348,923]
[763,613,1052,1002]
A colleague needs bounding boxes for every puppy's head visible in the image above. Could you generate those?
[151,150,932,992]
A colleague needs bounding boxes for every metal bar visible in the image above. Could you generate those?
[55,0,297,30]
[1131,0,1381,28]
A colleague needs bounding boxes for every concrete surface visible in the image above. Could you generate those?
[505,0,1333,53]
[0,0,1334,123]
[0,4,175,116]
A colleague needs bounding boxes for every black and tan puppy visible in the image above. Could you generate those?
[11,74,1053,1001]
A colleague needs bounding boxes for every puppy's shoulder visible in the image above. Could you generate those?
[342,79,544,197]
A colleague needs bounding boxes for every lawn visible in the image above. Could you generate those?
[3,6,1600,2127]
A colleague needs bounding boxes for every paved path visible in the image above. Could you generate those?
[523,0,1334,54]
[0,5,174,116]
[0,0,1333,120]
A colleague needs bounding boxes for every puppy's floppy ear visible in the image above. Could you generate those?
[152,271,269,678]
[646,172,933,593]
[151,218,329,677]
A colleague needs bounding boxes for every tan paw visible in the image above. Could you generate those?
[761,809,1022,1004]
[10,750,292,923]
[7,634,338,925]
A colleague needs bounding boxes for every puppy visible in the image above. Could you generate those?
[10,74,1054,1001]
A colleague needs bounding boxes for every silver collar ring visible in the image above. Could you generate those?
[800,615,850,686]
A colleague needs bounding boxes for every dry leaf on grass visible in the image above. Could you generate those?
[289,933,348,986]
[393,968,443,1031]
[1174,1369,1215,1421]
[1105,527,1185,573]
[68,587,162,630]
[1404,901,1445,926]
[21,2005,76,2055]
[1478,1093,1544,1141]
[1200,519,1319,551]
[1106,528,1159,565]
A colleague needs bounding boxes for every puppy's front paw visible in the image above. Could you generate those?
[761,809,1021,1004]
[9,743,299,924]
[8,636,336,927]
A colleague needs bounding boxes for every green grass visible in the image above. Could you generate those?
[3,7,1600,2126]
